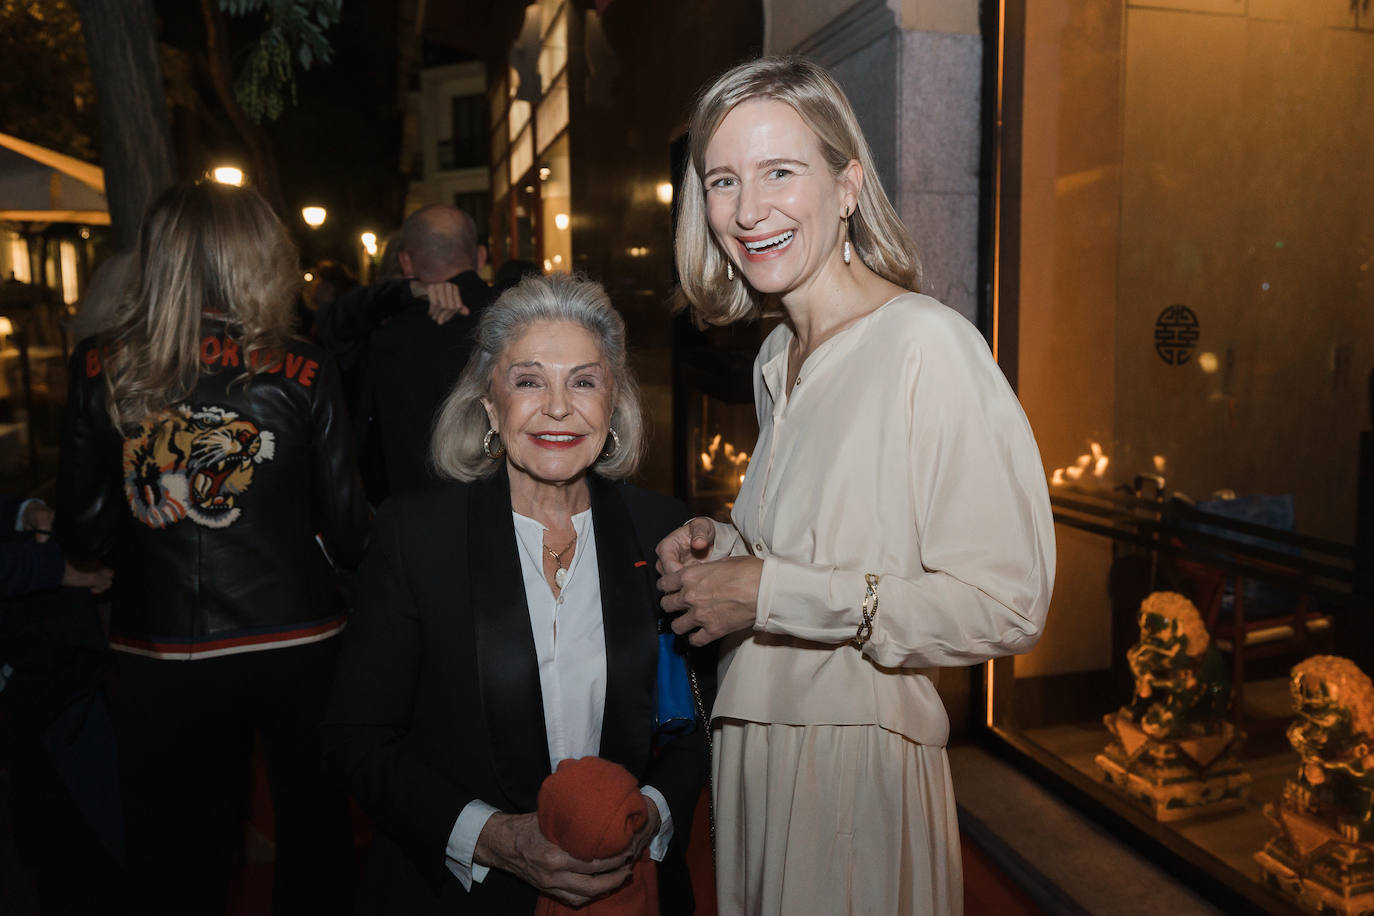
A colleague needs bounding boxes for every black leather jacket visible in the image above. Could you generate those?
[56,322,370,659]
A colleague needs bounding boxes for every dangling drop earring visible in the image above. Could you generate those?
[726,261,734,281]
[842,206,852,265]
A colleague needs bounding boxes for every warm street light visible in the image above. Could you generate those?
[554,212,570,231]
[360,231,378,256]
[301,206,327,228]
[212,166,244,186]
[656,182,673,205]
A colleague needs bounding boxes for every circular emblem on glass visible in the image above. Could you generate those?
[1154,305,1199,366]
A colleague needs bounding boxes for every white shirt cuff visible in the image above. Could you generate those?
[708,519,747,561]
[445,800,499,890]
[639,785,673,861]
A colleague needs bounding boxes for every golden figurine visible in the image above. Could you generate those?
[1257,656,1374,914]
[1096,592,1251,820]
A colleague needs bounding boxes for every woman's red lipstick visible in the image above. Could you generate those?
[528,431,586,450]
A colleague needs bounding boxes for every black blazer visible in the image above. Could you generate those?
[322,469,708,915]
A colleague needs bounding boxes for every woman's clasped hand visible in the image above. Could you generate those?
[658,550,762,647]
[473,808,655,907]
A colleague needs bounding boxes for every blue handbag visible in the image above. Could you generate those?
[655,617,716,849]
[654,622,698,745]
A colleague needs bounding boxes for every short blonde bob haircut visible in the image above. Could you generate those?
[100,181,299,430]
[430,272,645,482]
[675,56,922,326]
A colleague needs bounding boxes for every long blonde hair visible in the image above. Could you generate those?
[675,56,922,326]
[100,182,300,429]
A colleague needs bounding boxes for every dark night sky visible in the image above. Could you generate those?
[264,0,525,263]
[152,0,524,266]
[266,1,408,261]
[1,1,525,265]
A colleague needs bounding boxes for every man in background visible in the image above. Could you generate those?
[318,204,494,502]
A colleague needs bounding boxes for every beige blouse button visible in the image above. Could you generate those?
[754,542,766,554]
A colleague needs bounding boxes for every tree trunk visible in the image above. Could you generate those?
[73,0,177,251]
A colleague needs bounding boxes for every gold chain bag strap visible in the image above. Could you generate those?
[686,659,714,853]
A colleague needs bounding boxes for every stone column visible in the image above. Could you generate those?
[767,0,983,323]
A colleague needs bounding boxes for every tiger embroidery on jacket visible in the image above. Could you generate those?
[122,405,276,529]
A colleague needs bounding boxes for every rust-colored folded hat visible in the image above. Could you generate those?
[535,756,658,916]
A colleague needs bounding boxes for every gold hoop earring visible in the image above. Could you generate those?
[482,428,504,459]
[600,427,621,460]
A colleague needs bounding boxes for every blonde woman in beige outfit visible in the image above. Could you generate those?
[657,57,1056,915]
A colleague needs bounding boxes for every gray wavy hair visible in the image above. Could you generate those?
[430,272,645,481]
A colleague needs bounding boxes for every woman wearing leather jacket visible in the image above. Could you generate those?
[57,181,371,914]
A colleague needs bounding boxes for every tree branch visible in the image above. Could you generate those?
[198,0,287,216]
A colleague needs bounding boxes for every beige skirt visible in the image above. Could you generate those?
[712,721,962,916]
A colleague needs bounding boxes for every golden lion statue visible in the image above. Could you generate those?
[1286,656,1374,841]
[1123,591,1229,739]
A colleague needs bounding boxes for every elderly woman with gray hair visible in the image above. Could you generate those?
[323,273,708,915]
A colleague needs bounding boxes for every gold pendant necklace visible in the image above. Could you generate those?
[544,533,576,589]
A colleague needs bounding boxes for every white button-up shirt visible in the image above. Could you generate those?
[514,508,607,766]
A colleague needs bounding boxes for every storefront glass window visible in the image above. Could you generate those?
[993,1,1374,907]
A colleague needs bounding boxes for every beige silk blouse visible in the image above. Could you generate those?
[708,293,1056,747]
